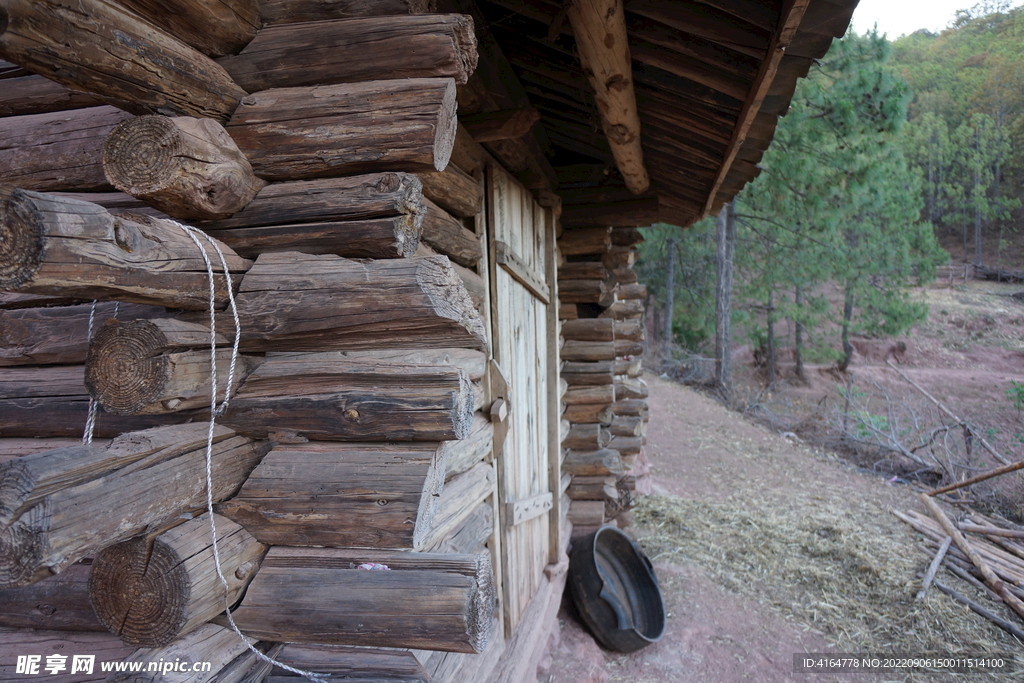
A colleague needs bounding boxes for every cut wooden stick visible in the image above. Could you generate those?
[917,535,952,600]
[929,459,1024,496]
[887,359,1010,465]
[931,579,1024,641]
[960,523,1024,539]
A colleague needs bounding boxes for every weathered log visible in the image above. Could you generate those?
[418,164,482,218]
[561,403,613,425]
[114,0,260,57]
[614,377,648,400]
[220,357,474,441]
[219,15,477,91]
[563,449,624,477]
[611,227,645,247]
[316,347,487,381]
[562,360,614,375]
[0,562,104,631]
[615,357,643,377]
[612,398,648,417]
[89,513,266,647]
[227,79,458,180]
[608,435,642,456]
[230,547,495,653]
[444,414,493,477]
[567,500,605,527]
[0,365,203,438]
[0,439,108,462]
[0,628,135,675]
[600,299,644,320]
[51,191,166,218]
[602,246,636,269]
[562,424,610,451]
[0,74,104,117]
[614,319,645,341]
[566,0,648,193]
[0,188,250,309]
[0,423,268,588]
[0,301,162,366]
[460,107,539,142]
[86,319,258,415]
[107,623,254,683]
[560,340,616,362]
[204,215,423,259]
[450,123,486,175]
[218,440,446,549]
[557,228,611,256]
[558,262,608,281]
[427,501,492,555]
[419,461,495,550]
[566,475,617,502]
[615,340,645,357]
[210,642,284,683]
[559,302,579,319]
[453,260,486,311]
[559,278,617,306]
[266,644,430,683]
[618,283,648,300]
[420,198,482,268]
[0,106,130,191]
[563,384,615,405]
[612,266,637,284]
[260,0,436,23]
[610,415,644,438]
[103,115,266,220]
[0,0,246,120]
[223,252,487,352]
[562,369,614,386]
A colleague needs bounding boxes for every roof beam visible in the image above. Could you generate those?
[566,0,649,194]
[700,0,812,218]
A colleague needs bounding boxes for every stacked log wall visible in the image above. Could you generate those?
[556,220,651,536]
[0,4,504,680]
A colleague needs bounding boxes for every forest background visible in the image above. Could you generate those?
[639,0,1024,379]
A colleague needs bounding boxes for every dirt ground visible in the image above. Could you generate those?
[540,376,1024,683]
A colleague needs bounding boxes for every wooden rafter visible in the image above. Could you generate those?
[700,0,812,218]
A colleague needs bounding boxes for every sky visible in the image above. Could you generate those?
[849,0,1024,38]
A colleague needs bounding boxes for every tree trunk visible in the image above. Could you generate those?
[837,286,854,373]
[794,287,806,383]
[0,188,250,310]
[226,79,458,180]
[662,237,676,343]
[221,252,487,352]
[102,115,266,220]
[715,201,734,395]
[0,106,130,191]
[765,290,776,388]
[0,0,246,120]
[0,423,268,588]
[218,14,477,91]
[229,547,495,653]
[88,513,266,646]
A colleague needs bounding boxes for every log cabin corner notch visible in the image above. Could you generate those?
[0,0,856,681]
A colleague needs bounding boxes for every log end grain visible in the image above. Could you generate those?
[0,501,49,589]
[434,79,459,171]
[103,115,266,220]
[85,320,171,415]
[0,185,44,290]
[468,552,496,654]
[416,256,488,351]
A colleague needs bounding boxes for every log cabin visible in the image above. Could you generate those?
[0,0,857,681]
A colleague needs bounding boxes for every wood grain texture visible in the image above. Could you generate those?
[226,252,487,352]
[0,423,268,588]
[221,356,474,441]
[107,623,254,683]
[0,74,104,117]
[260,0,436,24]
[231,547,495,653]
[460,107,539,142]
[89,513,266,646]
[0,562,104,631]
[0,0,246,120]
[219,14,477,90]
[0,106,129,191]
[557,227,611,256]
[419,460,495,550]
[115,0,260,57]
[418,164,482,218]
[420,198,482,267]
[561,402,613,425]
[218,440,446,549]
[103,115,266,220]
[563,448,624,476]
[266,644,430,682]
[227,79,458,179]
[0,187,250,310]
[0,301,163,366]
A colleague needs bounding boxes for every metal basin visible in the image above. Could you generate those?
[568,525,665,653]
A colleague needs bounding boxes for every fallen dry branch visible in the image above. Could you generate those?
[931,579,1024,641]
[917,535,951,601]
[928,459,1024,496]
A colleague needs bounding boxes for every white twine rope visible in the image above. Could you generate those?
[172,222,327,683]
[82,300,119,445]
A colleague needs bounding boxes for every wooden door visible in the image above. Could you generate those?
[486,162,556,633]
